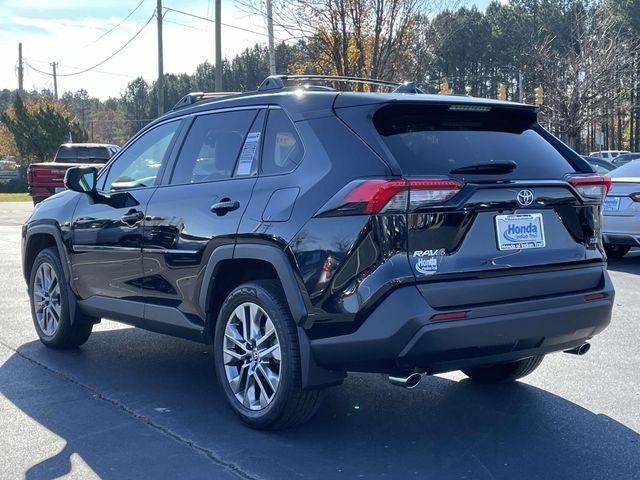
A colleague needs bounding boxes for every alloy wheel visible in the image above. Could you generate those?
[33,262,62,337]
[223,302,281,411]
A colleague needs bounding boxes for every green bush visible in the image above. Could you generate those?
[0,170,27,193]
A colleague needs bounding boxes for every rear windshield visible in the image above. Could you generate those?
[610,160,640,177]
[618,154,640,161]
[55,147,111,163]
[373,104,575,179]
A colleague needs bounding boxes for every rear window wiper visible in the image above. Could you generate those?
[450,161,517,175]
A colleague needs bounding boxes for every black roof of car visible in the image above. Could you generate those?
[153,75,537,130]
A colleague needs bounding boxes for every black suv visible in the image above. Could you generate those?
[22,75,614,429]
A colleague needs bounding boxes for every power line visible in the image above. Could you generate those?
[26,58,135,79]
[163,18,208,32]
[25,13,155,78]
[163,6,270,37]
[83,0,146,48]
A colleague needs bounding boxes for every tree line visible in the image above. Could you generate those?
[1,0,638,164]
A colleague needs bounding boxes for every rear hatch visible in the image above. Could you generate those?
[335,99,608,306]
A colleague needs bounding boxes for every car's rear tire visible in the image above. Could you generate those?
[29,247,93,349]
[214,280,322,429]
[604,244,630,259]
[462,355,544,384]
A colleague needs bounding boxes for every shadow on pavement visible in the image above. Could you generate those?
[607,249,640,275]
[2,328,639,480]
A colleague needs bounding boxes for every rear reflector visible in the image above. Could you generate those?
[568,176,611,202]
[319,178,463,216]
[584,293,606,302]
[431,311,468,321]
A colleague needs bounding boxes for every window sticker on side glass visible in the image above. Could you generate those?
[236,132,261,176]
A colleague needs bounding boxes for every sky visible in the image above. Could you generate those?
[0,0,493,100]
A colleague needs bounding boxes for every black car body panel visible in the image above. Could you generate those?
[22,87,614,388]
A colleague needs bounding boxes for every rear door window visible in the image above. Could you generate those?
[373,104,575,179]
[170,109,258,184]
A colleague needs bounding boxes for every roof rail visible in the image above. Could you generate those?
[257,75,423,93]
[172,91,240,111]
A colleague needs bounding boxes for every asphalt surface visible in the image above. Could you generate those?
[0,201,639,479]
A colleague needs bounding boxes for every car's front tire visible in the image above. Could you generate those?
[604,244,630,259]
[29,247,93,348]
[214,280,322,429]
[462,355,544,383]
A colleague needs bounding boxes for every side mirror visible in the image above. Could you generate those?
[64,166,97,194]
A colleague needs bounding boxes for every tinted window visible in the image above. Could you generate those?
[171,110,257,184]
[261,109,303,175]
[610,160,640,177]
[55,146,111,163]
[103,121,180,191]
[373,104,575,179]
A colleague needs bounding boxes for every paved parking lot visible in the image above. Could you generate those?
[0,201,639,479]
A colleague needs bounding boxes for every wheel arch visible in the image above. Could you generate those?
[198,244,310,328]
[23,224,81,326]
[23,225,71,285]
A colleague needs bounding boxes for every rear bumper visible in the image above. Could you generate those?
[310,266,614,374]
[603,215,640,246]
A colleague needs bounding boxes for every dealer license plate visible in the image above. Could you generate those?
[495,213,546,251]
[603,197,620,212]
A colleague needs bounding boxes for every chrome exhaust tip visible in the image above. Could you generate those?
[389,373,422,389]
[564,342,591,356]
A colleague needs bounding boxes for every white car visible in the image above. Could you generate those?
[602,160,640,258]
[590,150,630,160]
[0,158,19,179]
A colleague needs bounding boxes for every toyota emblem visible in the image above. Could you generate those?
[516,189,534,207]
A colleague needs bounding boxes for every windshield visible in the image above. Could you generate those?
[610,160,640,178]
[373,104,575,179]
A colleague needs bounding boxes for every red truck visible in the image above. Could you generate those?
[27,143,120,204]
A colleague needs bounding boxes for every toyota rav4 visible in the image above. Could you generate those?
[21,75,614,429]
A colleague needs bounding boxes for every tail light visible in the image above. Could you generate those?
[568,176,611,203]
[317,178,463,216]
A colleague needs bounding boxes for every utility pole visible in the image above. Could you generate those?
[50,62,58,99]
[17,43,24,96]
[518,71,523,103]
[156,0,164,114]
[215,0,223,91]
[266,0,276,75]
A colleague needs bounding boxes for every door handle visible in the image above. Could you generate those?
[210,199,240,216]
[121,210,144,225]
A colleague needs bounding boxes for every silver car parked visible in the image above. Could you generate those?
[602,160,640,258]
